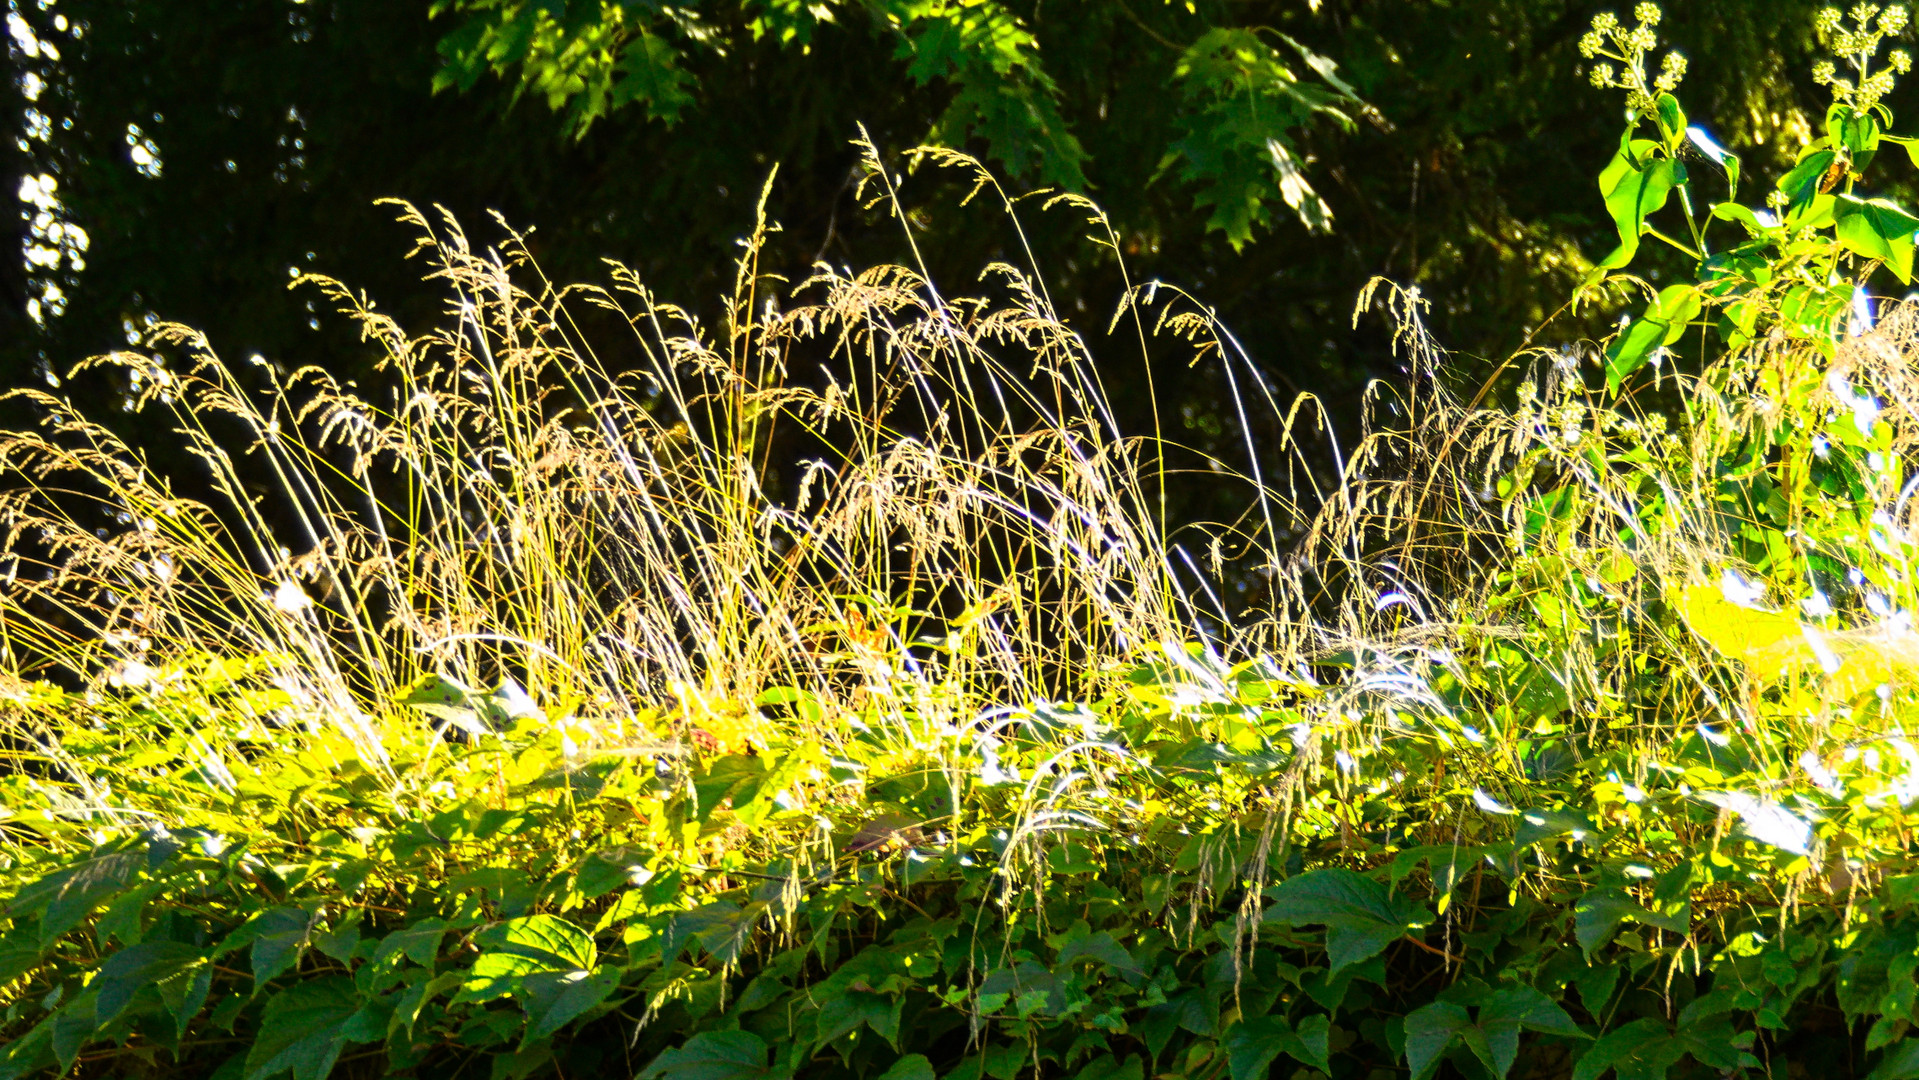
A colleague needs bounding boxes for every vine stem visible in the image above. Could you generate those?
[1401,933,1463,964]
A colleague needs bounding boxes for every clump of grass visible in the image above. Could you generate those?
[0,144,1345,811]
[5,137,1917,852]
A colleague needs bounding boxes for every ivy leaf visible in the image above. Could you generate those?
[640,1031,793,1080]
[1575,890,1687,959]
[389,971,464,1042]
[520,966,622,1047]
[1873,1037,1919,1079]
[1777,149,1836,216]
[1836,195,1919,283]
[474,914,595,972]
[12,848,145,947]
[1570,1016,1724,1080]
[1588,147,1683,279]
[1406,989,1585,1079]
[875,1056,935,1080]
[1478,988,1588,1075]
[1405,1001,1476,1080]
[243,977,366,1080]
[1687,125,1740,197]
[231,905,323,987]
[1604,282,1700,392]
[93,940,206,1030]
[1263,868,1432,976]
[1225,1013,1331,1080]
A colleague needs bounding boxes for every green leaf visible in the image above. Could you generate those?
[491,1044,555,1080]
[1604,318,1668,392]
[1778,149,1836,214]
[1572,1018,1691,1080]
[239,905,322,987]
[1687,126,1740,196]
[520,966,622,1046]
[399,671,471,707]
[1575,890,1685,959]
[14,848,144,947]
[1514,808,1593,852]
[50,988,100,1072]
[694,755,767,820]
[1478,987,1587,1075]
[1653,93,1686,149]
[1409,989,1587,1079]
[0,1015,56,1080]
[1264,868,1432,976]
[390,971,464,1042]
[475,914,595,972]
[1883,133,1919,171]
[1389,845,1482,902]
[1071,1055,1143,1080]
[875,1055,936,1080]
[1605,283,1700,392]
[373,919,448,969]
[1055,930,1144,980]
[94,940,206,1028]
[892,0,1089,189]
[1836,194,1919,283]
[244,977,365,1080]
[1225,1013,1331,1080]
[1405,1001,1472,1080]
[1590,153,1683,277]
[610,30,697,127]
[661,901,762,966]
[1873,1037,1919,1079]
[1164,26,1357,244]
[1670,584,1843,687]
[1831,103,1882,158]
[574,846,651,901]
[96,880,161,947]
[641,1031,791,1080]
[1709,201,1764,232]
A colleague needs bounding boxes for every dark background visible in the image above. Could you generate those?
[0,1,1863,495]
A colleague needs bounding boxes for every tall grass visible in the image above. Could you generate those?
[1,137,1912,856]
[0,146,1350,800]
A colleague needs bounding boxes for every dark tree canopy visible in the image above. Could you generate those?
[1,0,1875,471]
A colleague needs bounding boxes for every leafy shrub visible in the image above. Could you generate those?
[12,4,1919,1079]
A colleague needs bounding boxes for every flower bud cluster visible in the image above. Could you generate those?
[1813,4,1912,111]
[1655,51,1688,93]
[1578,4,1684,111]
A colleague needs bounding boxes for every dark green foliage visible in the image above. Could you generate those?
[2,651,1919,1079]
